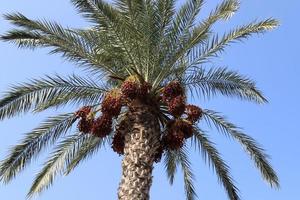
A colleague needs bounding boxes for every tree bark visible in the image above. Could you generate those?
[117,102,160,200]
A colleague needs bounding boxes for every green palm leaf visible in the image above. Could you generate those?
[163,147,197,200]
[166,0,204,46]
[152,0,204,87]
[154,0,240,87]
[0,113,76,183]
[64,134,104,175]
[0,74,105,120]
[178,147,197,200]
[183,67,267,103]
[1,13,118,75]
[202,109,280,188]
[154,0,176,39]
[27,134,88,198]
[164,150,177,185]
[190,18,279,65]
[71,0,142,75]
[183,0,240,59]
[192,129,240,200]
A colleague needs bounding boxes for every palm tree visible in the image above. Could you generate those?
[0,0,279,199]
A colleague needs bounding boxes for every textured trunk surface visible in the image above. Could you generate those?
[118,102,160,200]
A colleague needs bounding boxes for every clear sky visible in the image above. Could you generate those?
[0,0,299,200]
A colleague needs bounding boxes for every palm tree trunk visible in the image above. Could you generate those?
[118,101,160,200]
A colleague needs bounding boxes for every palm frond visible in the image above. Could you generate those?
[71,0,121,26]
[0,29,42,49]
[75,28,130,78]
[192,129,240,200]
[168,0,204,58]
[183,67,268,103]
[0,74,106,120]
[171,0,240,63]
[152,0,241,86]
[202,109,280,188]
[152,0,204,87]
[164,150,177,185]
[114,1,148,30]
[64,134,103,175]
[149,0,175,72]
[163,147,197,200]
[210,0,240,21]
[138,0,157,80]
[187,0,240,49]
[71,0,142,75]
[0,113,76,184]
[178,147,197,200]
[190,18,279,65]
[27,134,90,198]
[1,13,119,75]
[168,0,204,43]
[155,0,175,33]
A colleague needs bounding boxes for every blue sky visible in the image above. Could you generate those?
[0,0,299,199]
